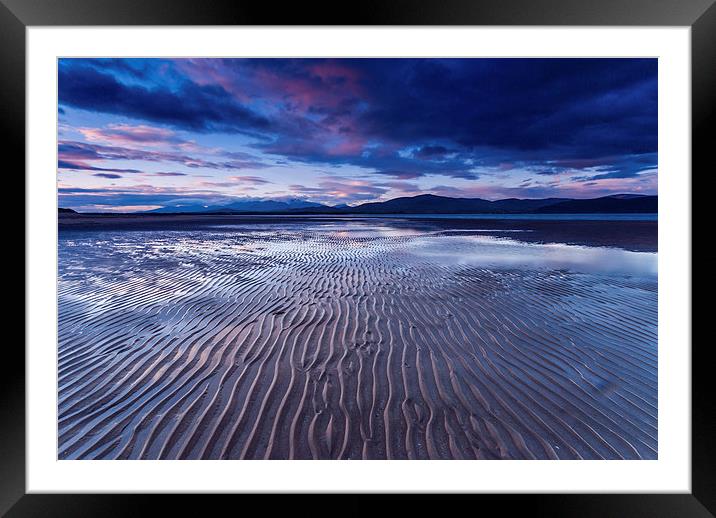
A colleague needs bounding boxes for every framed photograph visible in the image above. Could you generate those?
[7,0,714,513]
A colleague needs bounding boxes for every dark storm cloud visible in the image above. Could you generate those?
[58,61,271,135]
[353,59,656,157]
[59,58,657,182]
[256,58,656,179]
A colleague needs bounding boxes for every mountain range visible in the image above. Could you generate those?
[190,194,657,215]
[60,193,657,215]
[147,198,323,213]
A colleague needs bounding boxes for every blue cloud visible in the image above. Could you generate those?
[59,60,271,135]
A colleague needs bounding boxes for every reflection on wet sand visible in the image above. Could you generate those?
[58,219,657,460]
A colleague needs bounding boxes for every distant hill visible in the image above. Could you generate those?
[150,199,325,214]
[341,194,656,215]
[127,193,657,215]
[58,208,77,214]
[488,197,570,212]
[347,194,492,214]
[535,195,657,213]
[213,199,325,212]
[346,194,576,214]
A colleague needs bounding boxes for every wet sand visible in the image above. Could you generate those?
[58,220,657,459]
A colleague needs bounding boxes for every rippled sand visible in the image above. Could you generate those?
[58,222,657,460]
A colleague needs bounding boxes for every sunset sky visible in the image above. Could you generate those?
[58,58,657,212]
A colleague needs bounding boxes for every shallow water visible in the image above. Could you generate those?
[60,224,657,278]
[406,234,657,277]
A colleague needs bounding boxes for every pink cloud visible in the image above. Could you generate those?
[327,136,368,156]
[309,61,361,84]
[176,60,376,160]
[256,63,363,115]
[78,124,198,149]
[173,59,255,103]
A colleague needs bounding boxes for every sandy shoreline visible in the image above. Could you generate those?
[58,225,657,459]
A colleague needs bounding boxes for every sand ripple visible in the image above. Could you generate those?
[58,229,657,459]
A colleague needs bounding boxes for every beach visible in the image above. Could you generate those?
[58,217,657,460]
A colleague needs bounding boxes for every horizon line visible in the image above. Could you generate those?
[59,191,658,215]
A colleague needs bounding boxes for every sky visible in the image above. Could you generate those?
[57,58,658,212]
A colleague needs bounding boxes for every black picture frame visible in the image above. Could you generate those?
[4,0,713,513]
